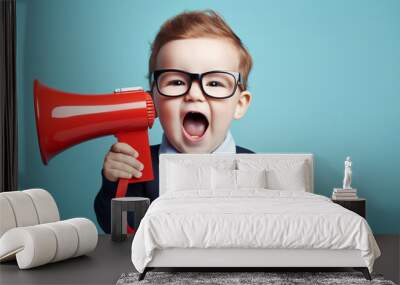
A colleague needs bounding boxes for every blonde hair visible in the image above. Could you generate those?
[148,10,253,90]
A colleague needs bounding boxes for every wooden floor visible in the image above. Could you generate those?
[0,234,398,284]
[374,235,400,284]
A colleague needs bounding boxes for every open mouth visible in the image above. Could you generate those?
[182,111,209,141]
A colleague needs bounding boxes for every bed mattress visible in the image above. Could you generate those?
[131,190,380,273]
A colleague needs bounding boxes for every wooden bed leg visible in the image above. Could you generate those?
[354,267,372,280]
[138,268,148,281]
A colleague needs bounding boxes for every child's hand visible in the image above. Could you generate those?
[103,143,144,182]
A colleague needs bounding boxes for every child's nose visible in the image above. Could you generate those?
[184,81,206,102]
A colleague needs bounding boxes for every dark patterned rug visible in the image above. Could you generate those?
[116,271,396,285]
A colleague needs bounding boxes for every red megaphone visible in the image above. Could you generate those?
[33,80,156,198]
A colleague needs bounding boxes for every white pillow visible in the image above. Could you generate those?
[266,166,307,191]
[211,168,236,190]
[211,168,268,190]
[167,162,211,191]
[237,158,308,191]
[236,169,268,189]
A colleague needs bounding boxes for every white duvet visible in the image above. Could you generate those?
[131,190,380,273]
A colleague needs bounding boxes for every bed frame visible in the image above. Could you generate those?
[138,153,371,280]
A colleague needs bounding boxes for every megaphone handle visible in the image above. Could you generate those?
[116,178,129,197]
[115,179,136,234]
[114,129,153,234]
[115,129,154,185]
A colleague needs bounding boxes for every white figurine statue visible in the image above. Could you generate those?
[343,156,352,189]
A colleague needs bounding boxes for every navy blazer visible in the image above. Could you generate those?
[94,144,254,233]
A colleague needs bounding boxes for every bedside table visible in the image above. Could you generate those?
[111,197,150,241]
[332,198,366,218]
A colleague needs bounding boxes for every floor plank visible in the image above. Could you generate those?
[374,235,400,284]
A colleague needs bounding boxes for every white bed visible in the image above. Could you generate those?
[131,153,380,280]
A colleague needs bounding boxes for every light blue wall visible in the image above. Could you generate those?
[17,0,400,234]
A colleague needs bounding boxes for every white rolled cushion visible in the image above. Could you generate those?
[0,196,17,237]
[237,158,308,191]
[0,191,39,227]
[0,225,57,269]
[212,168,236,190]
[167,162,211,191]
[236,169,268,188]
[64,218,98,257]
[0,218,97,269]
[23,189,59,223]
[42,221,79,262]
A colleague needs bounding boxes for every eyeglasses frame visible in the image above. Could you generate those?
[151,69,243,99]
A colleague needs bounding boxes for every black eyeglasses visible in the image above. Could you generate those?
[151,69,243,99]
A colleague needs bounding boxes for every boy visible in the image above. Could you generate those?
[94,10,254,233]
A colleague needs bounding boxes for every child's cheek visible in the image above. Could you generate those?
[155,98,181,130]
[210,101,236,131]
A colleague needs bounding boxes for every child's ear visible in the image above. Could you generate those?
[149,86,159,118]
[233,90,252,120]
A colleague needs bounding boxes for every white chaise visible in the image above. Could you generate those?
[0,189,98,269]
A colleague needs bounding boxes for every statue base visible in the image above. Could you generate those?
[334,188,357,192]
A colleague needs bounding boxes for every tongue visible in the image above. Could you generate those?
[183,117,206,137]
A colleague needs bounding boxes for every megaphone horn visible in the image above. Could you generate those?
[33,80,156,196]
